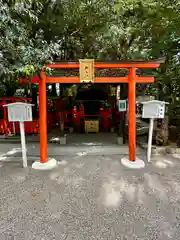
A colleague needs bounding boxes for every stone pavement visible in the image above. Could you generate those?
[0,143,180,239]
[0,142,144,159]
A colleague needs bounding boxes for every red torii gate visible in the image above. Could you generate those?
[25,59,163,170]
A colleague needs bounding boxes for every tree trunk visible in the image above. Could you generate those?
[153,116,169,146]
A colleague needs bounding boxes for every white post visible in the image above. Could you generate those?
[20,121,27,167]
[147,118,154,162]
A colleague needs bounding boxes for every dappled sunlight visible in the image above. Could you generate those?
[81,142,101,146]
[76,151,87,157]
[50,137,60,142]
[100,179,123,207]
[99,172,171,209]
[57,160,67,165]
[172,153,180,159]
[99,178,142,208]
[164,159,174,166]
[6,148,22,156]
[49,172,60,181]
[153,161,168,168]
[97,155,180,210]
[0,147,22,161]
[144,173,166,199]
[0,155,7,161]
[75,146,99,158]
[104,187,121,207]
[152,157,175,169]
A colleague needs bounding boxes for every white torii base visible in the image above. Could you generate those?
[32,158,57,170]
[121,157,145,169]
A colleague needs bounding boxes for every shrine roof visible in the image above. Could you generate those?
[53,58,165,64]
[47,58,165,69]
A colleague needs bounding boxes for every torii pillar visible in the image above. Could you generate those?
[121,67,145,169]
[128,68,136,161]
[32,71,57,170]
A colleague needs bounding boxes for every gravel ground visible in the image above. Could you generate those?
[0,143,180,240]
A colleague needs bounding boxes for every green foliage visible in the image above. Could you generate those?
[0,0,62,78]
[114,0,180,120]
[0,0,180,121]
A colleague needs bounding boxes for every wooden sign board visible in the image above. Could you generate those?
[3,102,33,122]
[79,59,94,83]
[142,100,168,119]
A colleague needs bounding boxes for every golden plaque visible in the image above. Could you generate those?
[67,88,73,96]
[85,120,99,133]
[109,86,116,96]
[79,59,95,83]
